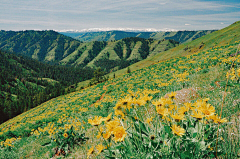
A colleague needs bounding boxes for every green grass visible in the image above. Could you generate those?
[0,21,240,158]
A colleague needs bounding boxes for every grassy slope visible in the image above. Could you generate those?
[59,38,177,70]
[135,21,240,68]
[126,41,143,61]
[87,41,120,67]
[79,21,238,88]
[0,21,239,158]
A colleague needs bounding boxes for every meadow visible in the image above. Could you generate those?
[0,36,239,158]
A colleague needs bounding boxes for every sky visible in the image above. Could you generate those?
[0,0,240,31]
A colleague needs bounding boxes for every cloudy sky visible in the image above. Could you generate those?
[0,0,239,31]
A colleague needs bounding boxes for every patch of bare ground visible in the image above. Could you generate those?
[89,86,107,107]
[164,87,199,104]
[89,82,118,108]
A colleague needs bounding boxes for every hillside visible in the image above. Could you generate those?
[0,31,179,72]
[98,21,240,81]
[0,30,82,63]
[0,50,94,123]
[59,38,179,72]
[61,30,215,43]
[0,21,239,158]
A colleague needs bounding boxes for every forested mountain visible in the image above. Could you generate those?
[0,30,82,63]
[60,30,215,43]
[0,50,94,123]
[0,30,179,73]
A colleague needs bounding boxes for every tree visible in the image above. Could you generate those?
[94,68,105,83]
[127,67,131,73]
[89,68,107,85]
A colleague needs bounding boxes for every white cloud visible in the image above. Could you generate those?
[0,0,239,30]
[58,27,178,32]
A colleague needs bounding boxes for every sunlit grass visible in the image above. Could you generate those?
[0,37,239,158]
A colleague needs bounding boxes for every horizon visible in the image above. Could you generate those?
[1,27,220,33]
[1,0,240,31]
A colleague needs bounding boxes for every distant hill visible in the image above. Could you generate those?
[0,30,82,63]
[60,30,215,43]
[102,21,240,79]
[58,37,179,72]
[0,30,179,73]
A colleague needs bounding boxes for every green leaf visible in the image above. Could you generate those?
[41,141,51,146]
[187,127,197,135]
[199,141,206,151]
[164,125,171,134]
[192,132,198,138]
[133,121,149,136]
[109,143,123,151]
[146,153,154,159]
[148,141,152,148]
[195,122,203,132]
[105,155,116,159]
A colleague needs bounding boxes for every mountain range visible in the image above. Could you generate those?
[60,30,215,43]
[0,30,179,72]
[0,30,214,73]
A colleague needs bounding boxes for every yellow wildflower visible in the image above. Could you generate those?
[103,131,111,140]
[198,104,215,116]
[96,132,101,139]
[203,98,210,103]
[96,144,105,155]
[114,96,132,110]
[135,99,146,106]
[150,135,155,140]
[170,113,185,122]
[171,124,185,137]
[152,98,166,107]
[164,97,173,104]
[237,68,240,77]
[191,111,204,120]
[168,92,177,99]
[115,110,125,119]
[156,106,169,117]
[88,116,103,126]
[87,146,94,158]
[211,114,228,124]
[113,126,127,142]
[106,120,121,133]
[184,102,192,110]
[178,106,189,114]
[142,95,153,103]
[63,133,68,138]
[146,117,153,124]
[102,113,112,122]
